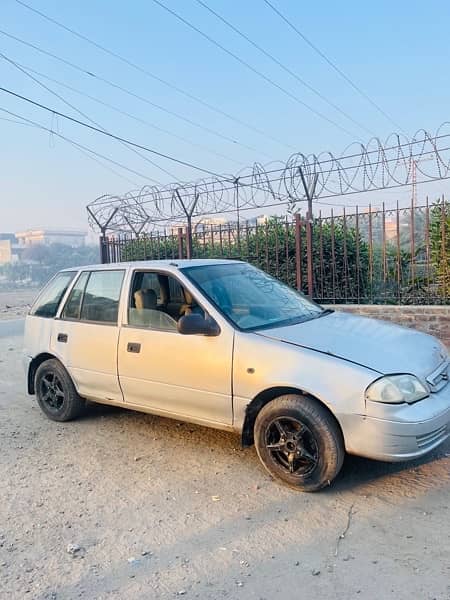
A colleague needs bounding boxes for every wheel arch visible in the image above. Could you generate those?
[27,352,59,395]
[241,386,343,447]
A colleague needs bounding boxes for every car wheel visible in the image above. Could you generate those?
[35,359,85,422]
[254,394,344,492]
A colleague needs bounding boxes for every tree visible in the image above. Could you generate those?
[22,244,52,265]
[1,243,100,286]
[121,217,370,302]
[430,200,450,299]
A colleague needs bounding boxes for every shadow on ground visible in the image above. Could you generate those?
[80,399,450,495]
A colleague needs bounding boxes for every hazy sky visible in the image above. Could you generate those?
[1,0,450,235]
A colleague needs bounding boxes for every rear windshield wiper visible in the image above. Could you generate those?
[314,308,334,319]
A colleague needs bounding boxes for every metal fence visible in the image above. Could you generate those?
[100,199,449,305]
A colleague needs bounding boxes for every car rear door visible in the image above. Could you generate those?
[50,268,126,403]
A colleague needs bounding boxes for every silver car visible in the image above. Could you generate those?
[23,260,450,491]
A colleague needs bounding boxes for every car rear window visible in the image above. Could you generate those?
[80,270,124,324]
[30,271,77,318]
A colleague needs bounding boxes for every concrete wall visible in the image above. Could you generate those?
[324,304,450,348]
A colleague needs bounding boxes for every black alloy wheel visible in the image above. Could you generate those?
[35,359,85,422]
[254,394,344,492]
[265,416,319,477]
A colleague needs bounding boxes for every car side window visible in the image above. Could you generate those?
[128,271,204,331]
[30,271,76,318]
[141,272,161,303]
[79,270,125,324]
[61,271,90,320]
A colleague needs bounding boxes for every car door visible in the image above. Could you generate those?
[117,269,234,427]
[50,268,126,403]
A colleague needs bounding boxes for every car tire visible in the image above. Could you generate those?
[35,359,85,422]
[254,394,344,492]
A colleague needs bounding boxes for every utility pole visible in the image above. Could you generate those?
[410,155,434,208]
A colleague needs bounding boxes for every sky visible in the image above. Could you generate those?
[1,0,450,236]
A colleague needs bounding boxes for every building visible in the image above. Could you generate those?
[15,229,86,247]
[385,218,397,241]
[0,240,12,264]
[194,215,269,230]
[0,234,20,264]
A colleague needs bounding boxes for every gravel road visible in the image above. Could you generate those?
[1,321,450,600]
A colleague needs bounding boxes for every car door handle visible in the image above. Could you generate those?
[127,342,141,353]
[57,333,68,343]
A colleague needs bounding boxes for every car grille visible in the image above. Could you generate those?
[416,424,449,449]
[426,361,450,393]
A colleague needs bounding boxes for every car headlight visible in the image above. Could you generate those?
[366,375,429,404]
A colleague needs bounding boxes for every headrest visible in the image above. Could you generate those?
[134,288,157,309]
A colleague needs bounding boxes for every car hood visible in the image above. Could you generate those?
[257,311,446,378]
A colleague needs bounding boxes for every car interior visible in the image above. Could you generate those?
[81,292,120,323]
[129,271,204,330]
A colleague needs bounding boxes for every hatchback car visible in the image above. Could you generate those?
[23,260,450,491]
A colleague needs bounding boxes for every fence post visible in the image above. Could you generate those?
[306,209,314,298]
[441,195,448,297]
[186,217,193,259]
[235,178,241,256]
[410,197,416,290]
[298,168,318,298]
[294,213,302,291]
[99,229,108,264]
[177,227,184,259]
[87,206,117,265]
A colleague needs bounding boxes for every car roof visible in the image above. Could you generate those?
[61,258,243,273]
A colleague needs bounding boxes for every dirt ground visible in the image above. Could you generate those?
[0,289,39,321]
[1,321,450,600]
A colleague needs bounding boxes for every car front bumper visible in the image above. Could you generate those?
[340,384,450,462]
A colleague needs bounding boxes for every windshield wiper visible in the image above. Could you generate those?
[314,308,334,319]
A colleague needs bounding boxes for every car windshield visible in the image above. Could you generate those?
[182,263,323,331]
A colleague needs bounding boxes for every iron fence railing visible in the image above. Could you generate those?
[100,199,449,305]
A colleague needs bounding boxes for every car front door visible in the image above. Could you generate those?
[117,269,233,427]
[51,269,126,403]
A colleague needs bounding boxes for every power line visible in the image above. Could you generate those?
[0,106,166,185]
[0,86,232,179]
[0,114,39,128]
[0,29,271,159]
[1,52,178,183]
[11,61,435,211]
[151,0,359,139]
[5,57,244,168]
[0,114,140,186]
[195,0,374,138]
[14,0,295,153]
[59,143,140,187]
[262,0,406,134]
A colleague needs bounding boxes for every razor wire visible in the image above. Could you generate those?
[87,123,450,234]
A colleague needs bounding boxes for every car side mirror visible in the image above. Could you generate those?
[177,313,220,336]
